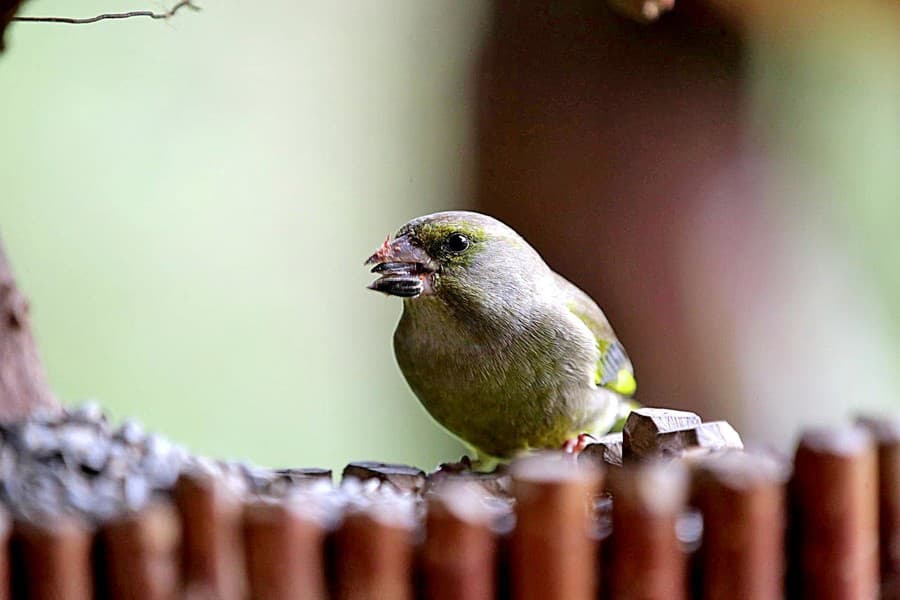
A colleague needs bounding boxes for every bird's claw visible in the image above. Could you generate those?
[436,455,474,474]
[561,433,597,455]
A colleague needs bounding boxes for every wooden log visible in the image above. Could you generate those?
[425,468,512,498]
[101,503,181,600]
[264,468,333,497]
[693,451,788,600]
[792,426,878,600]
[608,461,689,600]
[510,452,602,600]
[0,238,59,421]
[581,432,624,468]
[341,462,426,494]
[174,473,246,600]
[14,516,94,600]
[333,501,415,600]
[656,421,743,455]
[623,408,702,461]
[421,481,499,600]
[857,416,900,599]
[243,499,328,600]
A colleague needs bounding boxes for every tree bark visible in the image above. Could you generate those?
[0,237,58,420]
[0,0,24,51]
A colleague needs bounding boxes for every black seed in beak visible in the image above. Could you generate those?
[367,276,424,298]
[370,262,416,275]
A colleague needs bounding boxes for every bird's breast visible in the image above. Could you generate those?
[392,298,600,457]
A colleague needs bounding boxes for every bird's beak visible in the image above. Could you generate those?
[365,234,435,298]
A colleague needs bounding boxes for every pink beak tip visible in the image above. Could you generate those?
[364,233,393,265]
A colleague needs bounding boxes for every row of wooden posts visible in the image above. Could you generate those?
[1,417,898,600]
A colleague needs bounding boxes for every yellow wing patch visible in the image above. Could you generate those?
[595,340,637,396]
[609,368,637,396]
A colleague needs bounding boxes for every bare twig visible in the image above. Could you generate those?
[11,0,199,24]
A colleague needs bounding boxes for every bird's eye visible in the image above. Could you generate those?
[446,233,470,253]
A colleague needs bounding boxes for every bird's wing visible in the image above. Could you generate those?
[553,272,637,396]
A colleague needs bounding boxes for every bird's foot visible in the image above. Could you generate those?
[561,433,597,455]
[436,455,473,474]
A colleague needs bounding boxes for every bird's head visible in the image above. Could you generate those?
[364,211,545,303]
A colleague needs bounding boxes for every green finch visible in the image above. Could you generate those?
[366,211,636,470]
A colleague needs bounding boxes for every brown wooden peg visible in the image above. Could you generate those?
[102,502,182,600]
[792,425,878,600]
[15,516,94,600]
[422,481,499,600]
[174,472,246,600]
[243,498,329,600]
[693,451,788,600]
[608,460,689,600]
[510,452,602,600]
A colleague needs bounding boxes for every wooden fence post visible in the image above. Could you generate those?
[333,500,415,600]
[858,415,900,598]
[792,426,878,600]
[693,451,788,600]
[421,481,499,600]
[608,461,688,600]
[174,473,246,600]
[15,517,94,600]
[101,503,182,600]
[243,498,328,600]
[511,452,601,600]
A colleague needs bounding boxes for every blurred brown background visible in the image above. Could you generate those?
[2,0,899,467]
[474,0,900,450]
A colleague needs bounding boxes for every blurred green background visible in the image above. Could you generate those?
[1,1,489,469]
[1,0,899,469]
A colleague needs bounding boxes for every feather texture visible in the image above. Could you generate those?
[369,211,635,466]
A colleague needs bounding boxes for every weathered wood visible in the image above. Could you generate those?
[623,408,702,460]
[656,421,744,456]
[102,503,181,600]
[265,468,332,496]
[608,461,688,600]
[0,239,58,421]
[243,499,328,600]
[510,453,601,600]
[693,451,788,600]
[792,426,878,600]
[426,468,512,498]
[342,462,426,494]
[581,432,624,468]
[422,481,499,600]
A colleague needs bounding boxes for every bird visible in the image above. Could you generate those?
[365,211,636,471]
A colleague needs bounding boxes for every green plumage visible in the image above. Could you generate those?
[367,211,635,468]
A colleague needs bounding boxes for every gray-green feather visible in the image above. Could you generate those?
[387,211,632,464]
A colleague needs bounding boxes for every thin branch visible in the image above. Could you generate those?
[11,0,200,24]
